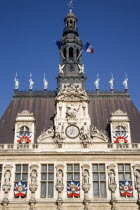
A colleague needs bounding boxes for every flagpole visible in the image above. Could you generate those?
[77,50,82,59]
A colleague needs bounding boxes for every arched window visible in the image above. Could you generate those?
[76,49,79,58]
[69,47,73,58]
[63,48,66,58]
[19,126,30,136]
[115,126,126,136]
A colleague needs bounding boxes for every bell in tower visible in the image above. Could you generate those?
[57,10,86,90]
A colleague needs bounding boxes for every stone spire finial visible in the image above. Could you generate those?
[123,73,128,90]
[94,74,100,90]
[14,72,19,90]
[109,73,114,90]
[43,73,48,90]
[29,73,34,90]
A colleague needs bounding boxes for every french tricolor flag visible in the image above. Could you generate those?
[83,42,94,53]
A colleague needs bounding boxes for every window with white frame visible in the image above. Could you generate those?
[67,164,80,198]
[40,164,54,198]
[115,126,126,136]
[118,164,133,197]
[19,126,30,136]
[92,164,107,198]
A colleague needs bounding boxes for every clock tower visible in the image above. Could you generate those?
[57,10,86,90]
[54,10,91,148]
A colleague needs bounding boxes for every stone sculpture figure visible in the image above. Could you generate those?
[123,78,128,90]
[109,170,115,185]
[78,64,84,73]
[43,78,48,90]
[83,170,89,185]
[4,170,11,185]
[58,64,65,74]
[94,78,100,90]
[31,170,37,185]
[57,170,63,184]
[14,78,19,90]
[135,170,140,186]
[29,79,34,90]
[109,77,114,90]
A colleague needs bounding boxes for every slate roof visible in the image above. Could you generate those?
[0,90,139,144]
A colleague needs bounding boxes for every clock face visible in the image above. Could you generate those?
[66,125,79,139]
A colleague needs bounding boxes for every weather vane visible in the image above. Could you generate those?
[68,0,73,12]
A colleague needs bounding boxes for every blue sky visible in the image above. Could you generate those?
[0,0,140,116]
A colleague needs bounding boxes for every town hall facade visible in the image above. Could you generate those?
[0,9,140,210]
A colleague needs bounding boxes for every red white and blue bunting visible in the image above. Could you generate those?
[120,180,133,197]
[67,180,80,197]
[14,181,27,197]
[113,134,128,143]
[17,134,31,144]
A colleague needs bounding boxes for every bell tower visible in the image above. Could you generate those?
[57,10,86,90]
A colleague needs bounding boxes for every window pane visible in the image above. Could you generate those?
[74,164,79,171]
[48,182,53,198]
[48,173,54,180]
[74,173,79,180]
[93,164,98,171]
[22,173,28,181]
[119,173,124,180]
[125,164,131,171]
[67,164,73,171]
[118,164,124,171]
[99,164,105,171]
[0,165,2,172]
[41,173,47,180]
[67,173,73,180]
[125,173,131,181]
[15,174,21,181]
[93,182,99,197]
[100,182,106,198]
[42,165,47,172]
[48,165,54,172]
[16,165,21,172]
[100,173,105,181]
[23,165,28,172]
[41,182,46,198]
[0,174,1,180]
[93,173,99,180]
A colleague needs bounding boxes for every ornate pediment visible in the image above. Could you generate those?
[18,110,33,116]
[91,126,109,142]
[56,84,89,101]
[112,109,127,116]
[37,127,54,143]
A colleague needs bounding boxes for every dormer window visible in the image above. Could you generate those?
[14,110,35,144]
[110,109,131,143]
[19,126,30,136]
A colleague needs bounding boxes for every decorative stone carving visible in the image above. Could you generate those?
[4,170,11,186]
[43,74,48,90]
[112,109,127,116]
[82,165,91,210]
[56,165,64,210]
[2,166,13,210]
[80,123,90,141]
[66,104,80,119]
[37,126,54,142]
[91,126,109,142]
[123,77,128,90]
[109,76,114,90]
[55,123,65,147]
[133,165,140,207]
[94,77,100,90]
[108,165,117,210]
[29,165,38,210]
[14,73,19,90]
[58,64,65,74]
[78,64,84,73]
[57,84,87,100]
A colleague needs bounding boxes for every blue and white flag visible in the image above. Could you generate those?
[83,42,94,53]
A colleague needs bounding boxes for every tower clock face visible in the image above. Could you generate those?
[66,125,79,139]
